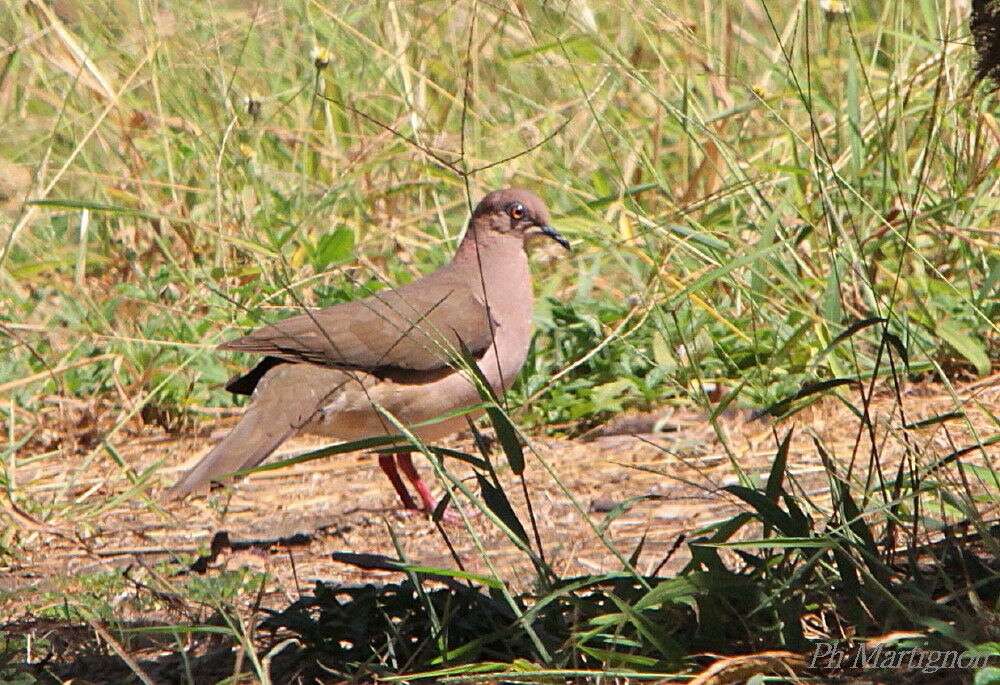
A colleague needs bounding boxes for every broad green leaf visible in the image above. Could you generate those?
[937,318,990,376]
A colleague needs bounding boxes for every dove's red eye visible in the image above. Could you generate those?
[506,202,526,220]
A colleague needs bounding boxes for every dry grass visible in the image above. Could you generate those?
[5,384,1000,681]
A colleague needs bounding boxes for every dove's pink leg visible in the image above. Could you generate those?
[396,451,438,513]
[378,453,417,510]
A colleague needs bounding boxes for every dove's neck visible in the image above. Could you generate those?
[453,230,534,394]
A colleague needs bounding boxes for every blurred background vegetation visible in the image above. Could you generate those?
[4,0,996,439]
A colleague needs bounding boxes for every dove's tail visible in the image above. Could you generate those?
[162,364,351,500]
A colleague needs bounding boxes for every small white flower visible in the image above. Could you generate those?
[311,46,331,70]
[245,92,262,118]
[158,283,180,302]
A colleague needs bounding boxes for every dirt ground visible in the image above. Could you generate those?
[0,379,1000,685]
[2,382,999,682]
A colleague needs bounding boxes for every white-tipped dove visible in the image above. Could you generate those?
[165,189,568,514]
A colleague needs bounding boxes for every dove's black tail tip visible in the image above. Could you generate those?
[224,356,287,395]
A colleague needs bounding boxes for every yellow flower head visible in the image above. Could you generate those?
[311,46,331,70]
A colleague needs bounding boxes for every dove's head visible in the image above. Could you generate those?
[468,188,569,249]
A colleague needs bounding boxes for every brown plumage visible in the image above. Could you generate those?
[164,189,567,513]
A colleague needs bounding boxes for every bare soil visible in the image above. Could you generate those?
[2,382,998,682]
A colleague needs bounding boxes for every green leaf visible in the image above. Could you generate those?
[756,378,857,419]
[670,241,784,304]
[723,485,805,537]
[367,444,490,471]
[589,378,635,412]
[651,330,673,369]
[766,428,793,502]
[606,594,684,660]
[457,339,525,475]
[937,318,990,376]
[633,577,700,611]
[475,473,528,544]
[311,226,354,271]
[902,411,965,429]
[233,434,411,477]
[329,551,502,587]
[706,537,833,549]
[975,667,1000,685]
[816,317,886,362]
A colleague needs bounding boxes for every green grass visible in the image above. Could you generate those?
[3,0,1000,682]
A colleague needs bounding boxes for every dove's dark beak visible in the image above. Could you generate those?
[538,224,570,249]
